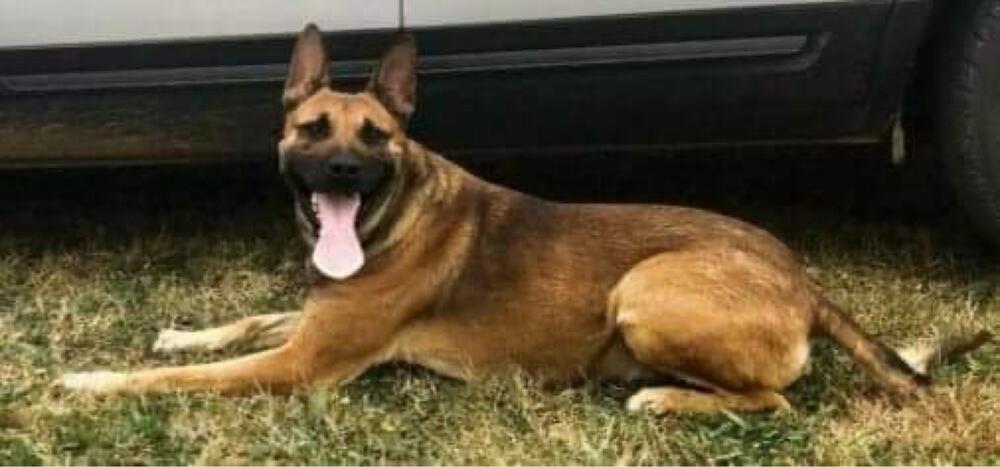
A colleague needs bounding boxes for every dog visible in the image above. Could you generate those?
[58,24,991,413]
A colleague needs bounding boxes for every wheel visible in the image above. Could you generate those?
[937,0,1000,245]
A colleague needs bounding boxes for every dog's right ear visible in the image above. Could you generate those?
[283,24,329,110]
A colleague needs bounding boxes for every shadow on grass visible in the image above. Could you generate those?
[0,145,991,259]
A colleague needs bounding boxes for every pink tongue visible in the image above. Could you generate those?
[312,192,364,279]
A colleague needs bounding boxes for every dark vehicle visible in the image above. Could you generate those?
[2,1,999,242]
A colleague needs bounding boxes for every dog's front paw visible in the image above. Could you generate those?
[153,328,217,353]
[152,328,189,353]
[55,371,128,394]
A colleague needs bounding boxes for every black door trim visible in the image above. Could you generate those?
[2,34,815,93]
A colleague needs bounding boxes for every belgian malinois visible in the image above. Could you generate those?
[59,25,990,413]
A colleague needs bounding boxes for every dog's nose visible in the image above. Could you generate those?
[314,153,387,194]
[326,154,362,177]
[286,152,387,194]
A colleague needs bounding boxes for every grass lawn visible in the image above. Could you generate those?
[1,150,997,464]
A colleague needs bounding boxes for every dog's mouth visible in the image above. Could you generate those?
[287,167,391,280]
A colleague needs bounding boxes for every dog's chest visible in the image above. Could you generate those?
[389,290,617,381]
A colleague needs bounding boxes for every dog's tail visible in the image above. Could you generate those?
[812,297,991,392]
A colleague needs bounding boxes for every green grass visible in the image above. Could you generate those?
[0,154,997,465]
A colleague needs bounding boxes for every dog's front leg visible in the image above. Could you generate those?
[58,286,412,395]
[58,249,441,396]
[57,342,377,395]
[153,311,302,354]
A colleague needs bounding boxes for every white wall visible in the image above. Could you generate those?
[0,0,838,48]
[0,0,394,48]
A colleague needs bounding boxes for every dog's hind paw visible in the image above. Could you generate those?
[626,388,665,413]
[55,371,128,394]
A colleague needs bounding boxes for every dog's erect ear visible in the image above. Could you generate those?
[283,24,329,110]
[367,33,417,125]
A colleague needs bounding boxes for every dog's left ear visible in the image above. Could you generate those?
[367,33,417,126]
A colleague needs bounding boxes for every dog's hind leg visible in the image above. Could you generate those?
[153,312,301,354]
[609,249,815,413]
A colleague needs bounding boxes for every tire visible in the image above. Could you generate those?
[937,0,1000,245]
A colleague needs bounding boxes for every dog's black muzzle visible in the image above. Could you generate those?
[287,153,389,195]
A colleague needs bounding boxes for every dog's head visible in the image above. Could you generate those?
[278,24,417,280]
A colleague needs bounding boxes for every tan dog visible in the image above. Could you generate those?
[59,25,990,413]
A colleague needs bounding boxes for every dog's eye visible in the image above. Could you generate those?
[359,119,389,146]
[297,115,330,140]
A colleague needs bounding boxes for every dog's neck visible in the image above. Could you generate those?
[357,140,468,260]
